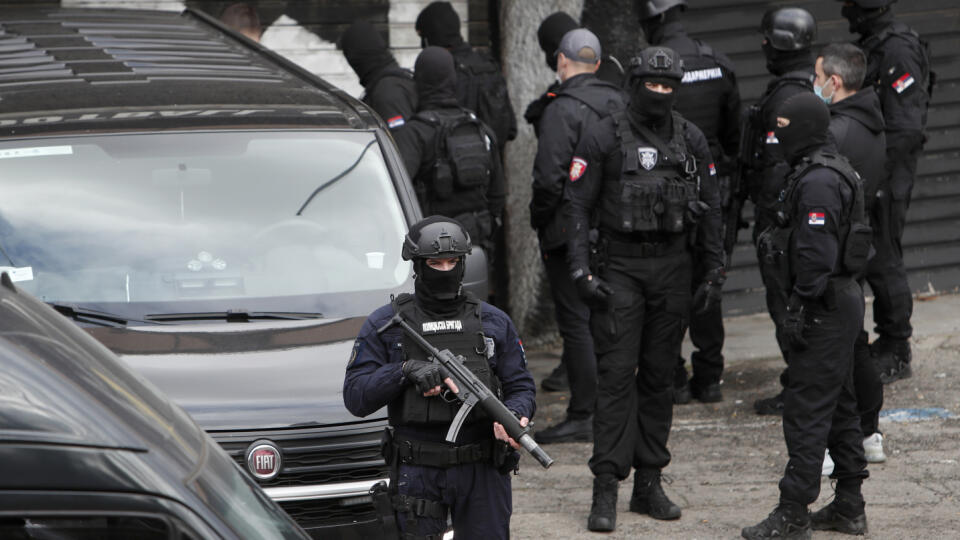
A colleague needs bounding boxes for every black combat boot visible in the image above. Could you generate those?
[629,468,681,520]
[541,362,568,392]
[534,415,593,444]
[811,495,867,535]
[741,501,811,540]
[691,381,723,403]
[587,474,618,532]
[753,391,785,415]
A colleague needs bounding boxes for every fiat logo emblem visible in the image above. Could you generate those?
[246,440,282,481]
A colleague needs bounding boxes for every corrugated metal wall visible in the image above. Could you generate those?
[675,0,960,315]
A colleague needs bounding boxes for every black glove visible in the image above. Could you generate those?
[576,274,613,306]
[402,360,443,394]
[692,266,726,315]
[781,294,808,351]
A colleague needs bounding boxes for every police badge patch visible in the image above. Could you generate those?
[638,147,658,170]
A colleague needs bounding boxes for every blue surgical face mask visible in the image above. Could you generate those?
[814,77,835,105]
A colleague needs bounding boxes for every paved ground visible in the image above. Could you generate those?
[511,293,960,539]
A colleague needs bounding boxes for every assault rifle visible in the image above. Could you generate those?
[377,313,554,469]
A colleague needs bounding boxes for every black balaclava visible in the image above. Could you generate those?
[774,92,831,164]
[416,1,463,49]
[626,47,683,133]
[763,42,814,76]
[640,6,683,45]
[628,76,679,133]
[842,4,895,36]
[407,217,468,315]
[340,21,395,88]
[414,46,458,109]
[538,12,579,71]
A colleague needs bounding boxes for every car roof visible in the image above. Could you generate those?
[0,273,206,461]
[0,7,380,134]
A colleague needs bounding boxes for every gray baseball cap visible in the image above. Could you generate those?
[557,28,601,64]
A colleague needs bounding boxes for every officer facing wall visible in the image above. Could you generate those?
[342,217,536,540]
[838,0,932,384]
[742,92,869,540]
[562,46,723,532]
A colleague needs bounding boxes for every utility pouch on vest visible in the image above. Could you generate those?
[431,159,454,200]
[662,179,690,233]
[621,181,661,232]
[843,222,872,275]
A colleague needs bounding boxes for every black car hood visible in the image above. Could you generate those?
[85,317,383,431]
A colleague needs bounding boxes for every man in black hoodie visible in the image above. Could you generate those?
[340,20,417,130]
[529,29,625,445]
[817,42,888,469]
[743,7,817,416]
[640,0,742,405]
[393,47,505,262]
[415,1,517,152]
[838,0,932,384]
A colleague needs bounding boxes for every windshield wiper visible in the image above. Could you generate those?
[48,303,161,328]
[144,310,324,323]
[295,139,377,216]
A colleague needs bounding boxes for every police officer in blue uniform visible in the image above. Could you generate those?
[743,92,869,540]
[743,7,817,416]
[564,46,723,532]
[343,216,536,540]
[640,0,742,404]
[838,0,932,383]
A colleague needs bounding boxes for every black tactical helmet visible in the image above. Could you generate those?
[638,0,688,20]
[402,216,472,261]
[761,7,816,51]
[627,46,684,83]
[840,0,896,8]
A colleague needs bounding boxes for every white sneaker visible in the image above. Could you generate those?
[864,432,887,463]
[822,449,834,476]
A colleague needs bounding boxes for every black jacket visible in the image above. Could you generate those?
[362,64,417,130]
[530,73,626,250]
[654,22,742,175]
[829,89,886,210]
[450,42,518,150]
[563,113,723,278]
[787,145,855,300]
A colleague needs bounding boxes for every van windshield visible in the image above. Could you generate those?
[0,131,411,319]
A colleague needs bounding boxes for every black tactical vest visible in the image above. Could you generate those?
[600,111,699,235]
[758,151,871,294]
[387,293,499,427]
[675,40,732,161]
[413,109,494,223]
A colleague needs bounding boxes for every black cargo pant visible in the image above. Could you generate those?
[853,328,884,436]
[588,243,691,479]
[543,246,597,420]
[779,278,869,505]
[864,177,914,343]
[676,262,725,387]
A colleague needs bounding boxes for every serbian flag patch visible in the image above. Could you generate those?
[387,115,405,128]
[765,131,779,144]
[569,157,588,181]
[892,73,915,94]
[808,211,825,226]
[708,163,717,176]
